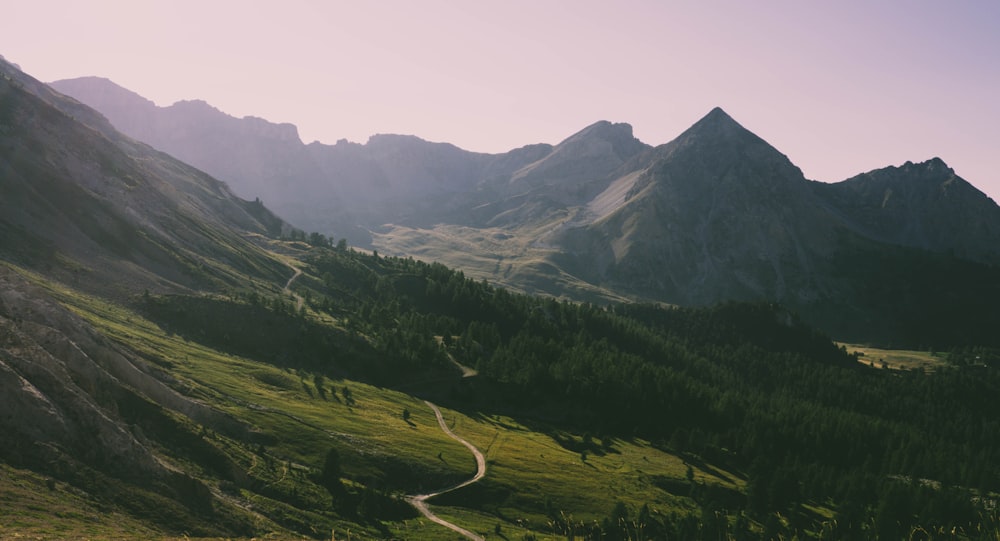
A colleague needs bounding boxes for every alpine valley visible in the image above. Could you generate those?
[1,57,999,541]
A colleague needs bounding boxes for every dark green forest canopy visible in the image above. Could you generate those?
[137,246,1000,537]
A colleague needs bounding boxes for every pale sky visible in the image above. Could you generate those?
[3,1,999,199]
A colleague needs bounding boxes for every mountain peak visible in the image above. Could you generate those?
[504,121,649,192]
[50,76,156,109]
[551,120,647,161]
[911,157,953,175]
[367,133,426,146]
[172,99,221,113]
[682,106,752,138]
[634,105,808,201]
[704,106,734,121]
[549,120,641,153]
[0,54,22,72]
[571,120,635,139]
[658,106,788,163]
[862,157,959,187]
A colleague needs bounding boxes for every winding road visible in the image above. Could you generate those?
[407,401,487,541]
[283,264,304,311]
[280,264,486,537]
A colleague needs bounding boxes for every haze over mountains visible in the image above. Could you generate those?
[51,76,1000,346]
[7,57,1000,540]
[3,72,289,299]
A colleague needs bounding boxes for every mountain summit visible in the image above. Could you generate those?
[646,107,807,192]
[558,107,834,306]
[504,120,649,196]
[816,157,1000,264]
[681,106,748,137]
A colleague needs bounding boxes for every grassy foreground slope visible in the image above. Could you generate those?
[1,253,743,540]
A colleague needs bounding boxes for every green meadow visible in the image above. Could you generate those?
[6,265,722,540]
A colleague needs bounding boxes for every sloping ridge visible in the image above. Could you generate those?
[3,60,289,298]
[814,157,1000,264]
[51,76,498,243]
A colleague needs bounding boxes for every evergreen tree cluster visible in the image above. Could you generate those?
[303,248,1000,535]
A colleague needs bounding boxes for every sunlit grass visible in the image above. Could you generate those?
[37,280,477,485]
[0,463,161,539]
[410,405,743,534]
[372,224,629,303]
[840,342,947,372]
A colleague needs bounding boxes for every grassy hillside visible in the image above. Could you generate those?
[372,222,630,304]
[2,256,746,540]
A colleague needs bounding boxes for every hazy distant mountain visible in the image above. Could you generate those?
[4,72,289,298]
[501,120,649,197]
[50,77,647,243]
[52,77,501,243]
[52,76,1000,345]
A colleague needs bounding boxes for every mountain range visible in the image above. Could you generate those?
[5,57,1000,540]
[51,76,1000,346]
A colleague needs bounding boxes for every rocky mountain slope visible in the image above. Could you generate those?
[51,77,500,243]
[814,157,1000,264]
[5,68,289,298]
[557,107,840,306]
[0,266,255,535]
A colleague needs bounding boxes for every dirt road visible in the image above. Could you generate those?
[283,265,304,311]
[406,401,486,541]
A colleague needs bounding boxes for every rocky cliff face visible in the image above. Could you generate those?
[814,158,1000,264]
